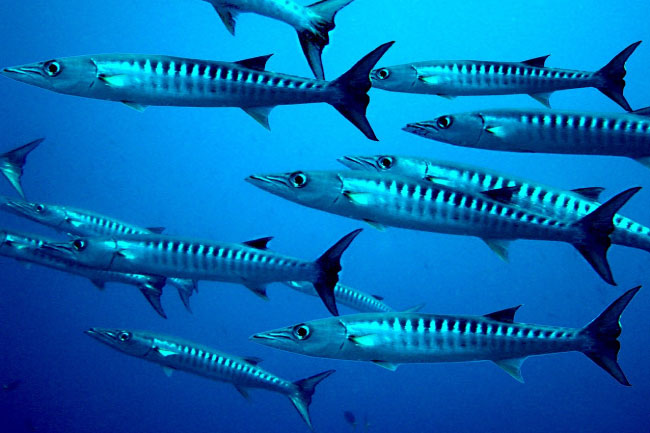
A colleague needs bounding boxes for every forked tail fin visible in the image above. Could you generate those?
[580,286,640,386]
[571,187,640,285]
[313,228,363,316]
[594,41,642,111]
[298,0,355,79]
[0,138,44,198]
[288,369,335,430]
[329,42,394,141]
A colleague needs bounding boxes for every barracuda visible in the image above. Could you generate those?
[284,281,397,313]
[371,41,640,110]
[200,0,355,79]
[246,170,640,285]
[1,196,196,312]
[252,287,640,386]
[339,155,650,259]
[85,328,334,430]
[40,229,362,315]
[0,138,43,198]
[0,229,168,318]
[0,42,394,140]
[404,107,650,167]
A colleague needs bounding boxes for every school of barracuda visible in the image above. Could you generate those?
[0,0,646,430]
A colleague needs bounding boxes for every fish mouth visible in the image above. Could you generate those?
[1,65,42,78]
[337,156,376,170]
[249,330,293,342]
[84,328,118,344]
[2,197,34,215]
[38,241,75,256]
[403,122,438,139]
[245,174,291,192]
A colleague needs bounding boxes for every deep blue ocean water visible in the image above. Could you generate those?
[1,1,649,432]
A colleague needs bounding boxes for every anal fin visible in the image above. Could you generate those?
[528,92,553,108]
[633,156,650,169]
[162,366,174,377]
[363,219,386,231]
[213,6,238,36]
[481,238,511,262]
[372,360,399,371]
[244,284,269,301]
[122,101,149,112]
[493,357,527,383]
[242,106,274,130]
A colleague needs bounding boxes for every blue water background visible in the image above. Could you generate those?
[1,1,649,432]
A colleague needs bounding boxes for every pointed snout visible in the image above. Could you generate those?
[336,156,375,170]
[1,64,41,81]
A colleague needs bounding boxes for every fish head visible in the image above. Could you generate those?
[38,237,117,268]
[85,328,153,357]
[370,64,418,91]
[338,155,428,179]
[2,56,98,95]
[246,171,343,208]
[250,317,347,357]
[403,112,484,147]
[2,197,68,227]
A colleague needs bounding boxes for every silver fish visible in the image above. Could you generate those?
[86,328,334,429]
[1,196,196,311]
[339,155,650,259]
[371,41,641,110]
[203,0,354,79]
[0,229,168,318]
[0,138,43,198]
[40,229,362,315]
[404,107,650,167]
[246,169,640,285]
[251,286,640,386]
[284,281,397,313]
[1,42,394,140]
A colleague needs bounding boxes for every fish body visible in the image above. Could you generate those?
[1,42,394,140]
[252,287,640,386]
[85,328,334,429]
[404,108,650,165]
[205,0,354,79]
[247,169,639,284]
[284,281,395,312]
[1,196,195,311]
[340,155,650,255]
[371,42,641,110]
[41,230,362,315]
[0,138,43,198]
[0,229,168,317]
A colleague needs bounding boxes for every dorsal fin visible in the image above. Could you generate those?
[235,54,273,71]
[480,186,520,204]
[243,236,273,250]
[571,187,605,201]
[146,226,165,234]
[371,294,384,301]
[631,106,650,117]
[243,356,263,365]
[484,305,522,323]
[521,55,550,67]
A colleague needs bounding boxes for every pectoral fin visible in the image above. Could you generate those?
[156,348,178,358]
[116,249,137,260]
[372,361,399,371]
[485,125,507,137]
[493,357,527,383]
[242,106,274,130]
[99,74,129,87]
[214,6,238,36]
[343,191,372,205]
[528,92,552,108]
[424,175,454,187]
[481,239,511,262]
[348,334,377,346]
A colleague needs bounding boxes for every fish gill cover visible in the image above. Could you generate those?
[0,1,649,432]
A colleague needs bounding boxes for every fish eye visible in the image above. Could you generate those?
[375,68,390,80]
[292,324,311,340]
[437,116,453,129]
[377,156,393,170]
[289,172,308,188]
[118,332,132,342]
[35,204,45,213]
[72,239,86,251]
[43,60,61,77]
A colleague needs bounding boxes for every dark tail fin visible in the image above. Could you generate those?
[594,41,641,111]
[0,138,44,198]
[580,286,640,386]
[139,278,167,319]
[329,42,394,141]
[313,228,363,316]
[298,0,354,80]
[289,370,335,430]
[572,187,640,285]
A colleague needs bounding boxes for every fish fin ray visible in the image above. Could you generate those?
[493,357,526,382]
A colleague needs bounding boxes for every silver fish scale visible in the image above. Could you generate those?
[151,338,294,393]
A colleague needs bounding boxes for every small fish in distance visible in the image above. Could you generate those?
[86,328,334,430]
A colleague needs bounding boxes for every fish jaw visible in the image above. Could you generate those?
[2,56,99,96]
